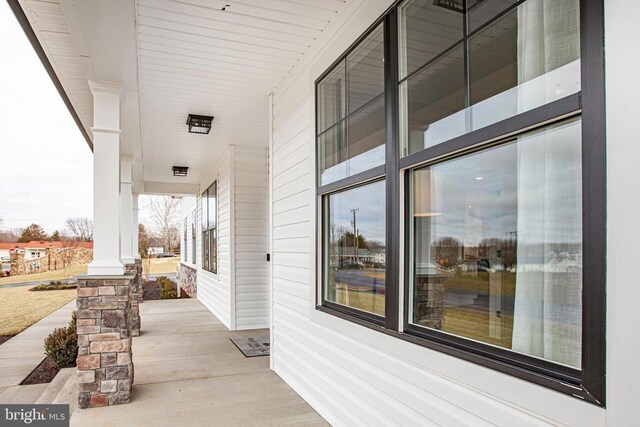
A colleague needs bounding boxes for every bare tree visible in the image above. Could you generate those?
[59,237,80,280]
[138,223,153,275]
[0,224,21,243]
[65,217,93,241]
[146,197,181,253]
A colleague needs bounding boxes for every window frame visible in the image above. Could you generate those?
[201,181,218,274]
[191,210,197,265]
[183,217,188,262]
[314,0,606,406]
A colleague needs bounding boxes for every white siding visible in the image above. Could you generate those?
[196,148,232,329]
[233,146,269,330]
[178,145,270,331]
[605,0,640,424]
[269,1,607,426]
[179,196,197,267]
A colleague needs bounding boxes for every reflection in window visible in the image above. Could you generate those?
[202,181,217,273]
[324,181,386,317]
[191,210,196,265]
[317,24,385,186]
[408,118,582,368]
[399,0,580,156]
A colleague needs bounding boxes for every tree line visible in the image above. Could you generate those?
[0,217,93,243]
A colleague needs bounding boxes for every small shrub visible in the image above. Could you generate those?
[30,282,77,291]
[157,276,177,299]
[44,311,78,367]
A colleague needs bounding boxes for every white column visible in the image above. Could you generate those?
[87,81,124,276]
[132,193,140,260]
[120,157,135,264]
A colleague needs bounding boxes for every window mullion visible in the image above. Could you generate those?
[384,10,400,331]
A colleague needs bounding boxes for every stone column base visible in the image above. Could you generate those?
[125,262,142,336]
[76,275,135,409]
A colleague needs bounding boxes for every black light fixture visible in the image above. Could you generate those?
[172,166,189,177]
[186,114,214,134]
[433,0,484,13]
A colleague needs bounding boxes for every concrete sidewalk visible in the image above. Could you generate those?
[0,300,76,402]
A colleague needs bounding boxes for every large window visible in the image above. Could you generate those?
[202,181,217,273]
[323,180,386,319]
[317,23,386,186]
[191,210,196,265]
[316,0,605,405]
[183,217,188,262]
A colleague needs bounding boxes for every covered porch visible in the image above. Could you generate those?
[71,298,325,426]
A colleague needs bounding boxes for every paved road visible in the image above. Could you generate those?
[333,269,385,293]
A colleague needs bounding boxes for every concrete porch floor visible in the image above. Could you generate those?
[70,298,327,426]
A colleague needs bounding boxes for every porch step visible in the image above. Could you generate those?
[35,367,75,405]
[53,368,78,415]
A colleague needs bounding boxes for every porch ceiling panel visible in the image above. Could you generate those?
[135,0,349,187]
[16,0,94,142]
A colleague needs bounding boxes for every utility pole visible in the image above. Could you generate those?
[351,208,359,264]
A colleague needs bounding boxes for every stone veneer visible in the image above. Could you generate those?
[177,262,197,297]
[76,275,135,409]
[124,260,142,336]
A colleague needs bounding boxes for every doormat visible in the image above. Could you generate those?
[230,335,270,357]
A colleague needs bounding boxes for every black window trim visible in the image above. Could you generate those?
[202,181,218,274]
[183,217,188,262]
[191,210,197,265]
[314,0,606,407]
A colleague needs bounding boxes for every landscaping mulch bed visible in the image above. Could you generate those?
[0,335,14,346]
[21,357,64,385]
[30,282,77,292]
[143,279,189,300]
[143,280,162,300]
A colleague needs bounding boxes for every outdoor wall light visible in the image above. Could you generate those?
[186,114,214,134]
[172,166,189,177]
[433,0,484,13]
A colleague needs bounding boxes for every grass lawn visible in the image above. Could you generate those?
[334,288,385,316]
[0,265,88,286]
[0,286,76,335]
[443,272,517,297]
[443,307,514,349]
[142,257,179,275]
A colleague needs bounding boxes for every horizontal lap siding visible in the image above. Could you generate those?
[233,146,269,330]
[197,149,231,328]
[179,196,197,265]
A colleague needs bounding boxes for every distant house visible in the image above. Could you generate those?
[0,242,27,262]
[147,247,164,256]
[1,241,94,274]
[333,247,385,267]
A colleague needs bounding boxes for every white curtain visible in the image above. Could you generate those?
[511,0,582,368]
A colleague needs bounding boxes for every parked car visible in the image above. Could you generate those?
[157,252,177,258]
[343,261,365,270]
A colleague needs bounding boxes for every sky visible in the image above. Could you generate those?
[0,2,93,235]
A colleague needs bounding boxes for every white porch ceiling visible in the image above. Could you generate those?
[15,0,350,194]
[137,0,350,188]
